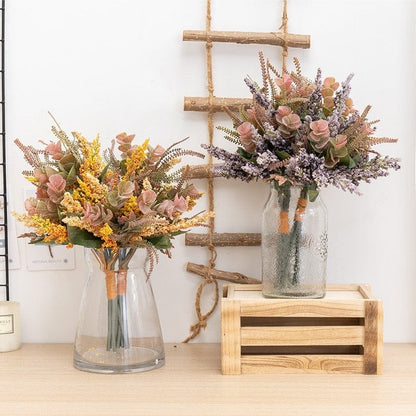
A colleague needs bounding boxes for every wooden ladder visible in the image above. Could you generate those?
[182,0,310,341]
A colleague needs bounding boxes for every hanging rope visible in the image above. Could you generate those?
[280,0,289,73]
[184,0,219,343]
[184,0,291,342]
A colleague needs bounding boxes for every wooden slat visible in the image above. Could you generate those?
[358,284,373,299]
[240,299,366,318]
[241,354,364,374]
[229,284,263,292]
[241,345,364,355]
[221,300,242,374]
[184,96,252,112]
[364,300,383,374]
[185,232,261,247]
[226,284,368,295]
[183,30,310,49]
[241,326,365,346]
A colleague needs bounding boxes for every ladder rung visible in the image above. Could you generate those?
[186,164,221,179]
[185,232,261,247]
[183,30,310,49]
[184,96,252,113]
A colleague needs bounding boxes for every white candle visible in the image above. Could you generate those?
[0,301,21,352]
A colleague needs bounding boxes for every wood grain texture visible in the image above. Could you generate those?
[183,30,311,49]
[185,232,261,247]
[221,300,241,374]
[187,262,261,284]
[364,300,383,374]
[240,300,366,318]
[184,96,252,112]
[186,164,221,179]
[241,354,364,374]
[0,344,414,416]
[241,326,365,346]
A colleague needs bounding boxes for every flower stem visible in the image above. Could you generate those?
[288,187,309,285]
[276,183,291,289]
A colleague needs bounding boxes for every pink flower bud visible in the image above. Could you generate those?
[45,141,63,160]
[157,200,175,219]
[47,174,66,203]
[281,113,302,131]
[237,122,256,153]
[173,194,188,213]
[34,168,48,185]
[24,197,37,216]
[332,134,347,151]
[116,132,135,145]
[275,74,293,93]
[148,145,165,165]
[309,120,330,151]
[275,106,292,124]
[138,190,157,214]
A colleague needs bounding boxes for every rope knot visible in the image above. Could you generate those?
[198,320,207,330]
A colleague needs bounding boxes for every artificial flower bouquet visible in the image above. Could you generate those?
[14,123,211,254]
[204,53,400,292]
[14,120,212,350]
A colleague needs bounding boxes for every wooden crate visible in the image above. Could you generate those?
[221,284,383,375]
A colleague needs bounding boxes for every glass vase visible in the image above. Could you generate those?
[262,182,328,298]
[73,248,165,374]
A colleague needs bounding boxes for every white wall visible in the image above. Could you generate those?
[5,0,416,343]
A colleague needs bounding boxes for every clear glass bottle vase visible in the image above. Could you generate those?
[73,247,165,373]
[262,182,328,298]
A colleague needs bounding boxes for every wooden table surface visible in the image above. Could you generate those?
[0,343,415,415]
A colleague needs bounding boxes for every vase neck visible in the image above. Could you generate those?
[89,247,139,271]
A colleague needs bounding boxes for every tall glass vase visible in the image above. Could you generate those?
[73,248,165,374]
[262,182,328,298]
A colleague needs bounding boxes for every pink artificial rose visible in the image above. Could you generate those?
[83,203,113,226]
[323,77,339,91]
[45,141,63,160]
[332,134,347,151]
[157,200,175,219]
[148,145,165,165]
[36,187,48,199]
[281,113,302,131]
[173,194,188,213]
[275,74,293,93]
[46,174,66,203]
[138,190,157,214]
[116,132,135,145]
[156,194,188,219]
[309,120,330,151]
[237,122,256,153]
[34,168,48,185]
[24,197,37,216]
[246,106,266,122]
[275,106,292,124]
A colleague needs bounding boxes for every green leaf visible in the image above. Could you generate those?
[236,147,253,161]
[99,163,111,182]
[146,234,172,250]
[276,150,291,160]
[171,230,188,237]
[65,164,77,185]
[67,226,102,248]
[107,190,120,208]
[308,189,319,202]
[339,154,356,168]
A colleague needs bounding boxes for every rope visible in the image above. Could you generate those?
[279,0,289,73]
[184,0,219,343]
[184,0,291,342]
